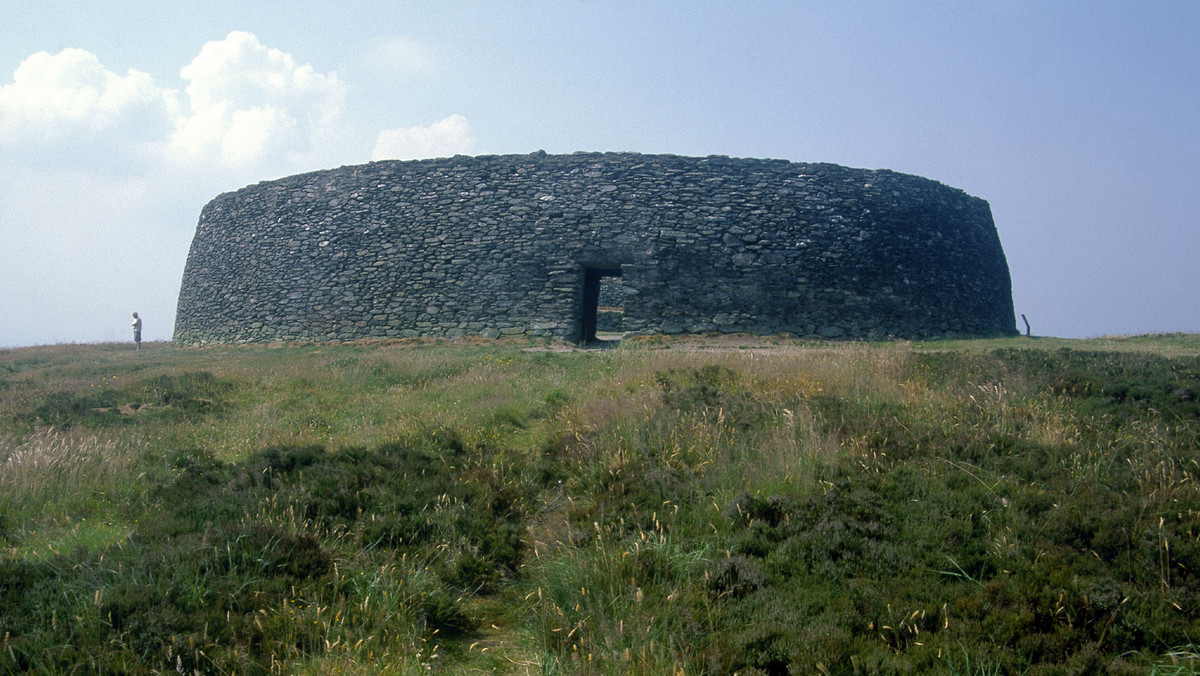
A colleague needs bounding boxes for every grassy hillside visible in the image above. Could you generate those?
[2,334,1198,674]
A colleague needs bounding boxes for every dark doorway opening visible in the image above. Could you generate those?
[580,266,623,345]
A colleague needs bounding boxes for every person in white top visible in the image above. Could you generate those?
[131,312,143,350]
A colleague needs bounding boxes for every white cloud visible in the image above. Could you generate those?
[0,30,472,175]
[0,47,176,148]
[169,30,348,167]
[0,31,351,173]
[372,114,476,161]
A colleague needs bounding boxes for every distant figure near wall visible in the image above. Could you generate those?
[132,312,142,350]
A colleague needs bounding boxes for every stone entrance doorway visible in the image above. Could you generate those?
[579,266,623,344]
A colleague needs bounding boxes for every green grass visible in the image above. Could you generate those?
[1,334,1199,674]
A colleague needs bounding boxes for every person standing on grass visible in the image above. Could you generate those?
[131,312,142,350]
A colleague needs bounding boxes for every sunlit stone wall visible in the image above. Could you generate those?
[174,151,1015,344]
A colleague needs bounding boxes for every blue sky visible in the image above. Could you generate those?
[2,1,1197,346]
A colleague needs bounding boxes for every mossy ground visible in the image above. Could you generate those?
[2,334,1198,674]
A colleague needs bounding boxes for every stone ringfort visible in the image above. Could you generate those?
[173,151,1015,345]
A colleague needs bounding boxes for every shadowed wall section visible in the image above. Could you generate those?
[174,152,1015,344]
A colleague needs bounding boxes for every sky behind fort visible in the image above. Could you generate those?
[1,1,1197,346]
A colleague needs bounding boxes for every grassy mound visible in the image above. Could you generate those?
[1,335,1198,674]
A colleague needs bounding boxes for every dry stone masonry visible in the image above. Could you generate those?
[174,151,1015,344]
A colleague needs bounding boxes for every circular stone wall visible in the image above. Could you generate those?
[173,151,1015,344]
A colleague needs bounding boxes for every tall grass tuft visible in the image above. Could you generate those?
[0,428,142,543]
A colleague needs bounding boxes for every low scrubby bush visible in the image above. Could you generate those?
[0,432,536,672]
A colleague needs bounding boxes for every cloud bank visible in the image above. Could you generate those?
[2,30,473,174]
[0,31,353,174]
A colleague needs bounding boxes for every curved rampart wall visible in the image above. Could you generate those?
[174,152,1015,344]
